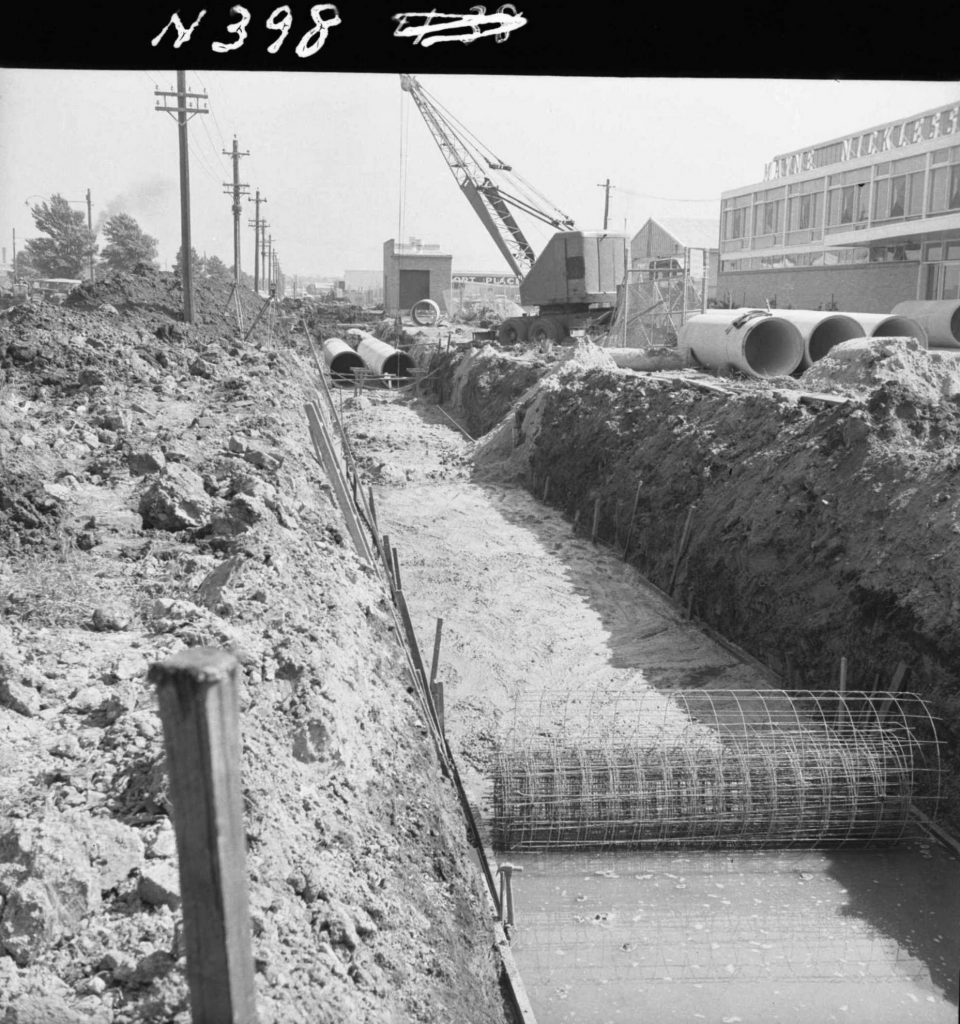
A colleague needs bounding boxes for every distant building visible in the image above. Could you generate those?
[343,270,383,306]
[630,217,719,299]
[382,238,452,315]
[717,98,960,311]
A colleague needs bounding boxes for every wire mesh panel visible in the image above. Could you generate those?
[489,690,941,850]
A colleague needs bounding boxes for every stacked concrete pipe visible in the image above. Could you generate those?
[846,311,928,347]
[357,335,415,387]
[322,338,367,383]
[678,309,806,378]
[768,309,866,371]
[890,300,960,350]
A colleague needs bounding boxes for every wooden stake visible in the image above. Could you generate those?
[367,487,378,533]
[838,655,848,693]
[591,498,601,543]
[623,479,643,558]
[304,403,372,564]
[429,618,444,686]
[876,661,909,722]
[150,648,259,1024]
[668,505,695,596]
[392,547,402,592]
[382,534,395,591]
[542,476,550,502]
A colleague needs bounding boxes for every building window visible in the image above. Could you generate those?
[874,154,925,221]
[722,198,752,241]
[928,147,960,214]
[869,244,920,262]
[827,176,870,227]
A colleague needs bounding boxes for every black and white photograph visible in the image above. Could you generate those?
[2,12,960,1024]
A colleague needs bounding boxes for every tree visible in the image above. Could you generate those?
[23,194,97,278]
[204,255,231,283]
[99,213,158,273]
[173,246,204,279]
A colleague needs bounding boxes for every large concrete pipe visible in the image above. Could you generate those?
[769,309,866,370]
[847,312,928,347]
[357,336,415,386]
[322,338,366,383]
[890,300,960,349]
[678,309,805,378]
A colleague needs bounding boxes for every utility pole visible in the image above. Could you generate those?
[155,72,208,323]
[266,235,274,292]
[247,191,266,293]
[11,229,16,286]
[597,178,613,231]
[222,137,250,287]
[86,188,95,282]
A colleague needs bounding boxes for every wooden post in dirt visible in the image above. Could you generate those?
[669,506,695,596]
[429,618,444,735]
[623,479,643,558]
[542,477,551,503]
[150,648,259,1024]
[392,548,402,592]
[876,662,909,722]
[591,498,601,544]
[382,535,395,591]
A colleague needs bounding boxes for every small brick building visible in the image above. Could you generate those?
[382,238,452,315]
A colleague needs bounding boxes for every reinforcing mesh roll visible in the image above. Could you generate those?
[489,689,942,850]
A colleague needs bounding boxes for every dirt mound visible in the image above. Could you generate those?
[801,336,960,403]
[0,281,508,1021]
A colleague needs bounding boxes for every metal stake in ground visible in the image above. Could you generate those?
[149,648,259,1024]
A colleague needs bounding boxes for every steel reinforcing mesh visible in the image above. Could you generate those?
[489,689,942,850]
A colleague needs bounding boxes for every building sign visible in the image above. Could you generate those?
[452,273,520,286]
[763,103,960,181]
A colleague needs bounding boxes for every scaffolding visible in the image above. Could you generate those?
[489,689,942,850]
[606,248,714,348]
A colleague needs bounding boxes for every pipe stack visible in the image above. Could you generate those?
[678,309,805,377]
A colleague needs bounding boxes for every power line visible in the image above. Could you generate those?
[617,186,719,204]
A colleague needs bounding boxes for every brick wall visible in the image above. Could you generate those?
[716,262,921,313]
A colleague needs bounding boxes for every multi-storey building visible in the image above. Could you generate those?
[716,100,960,312]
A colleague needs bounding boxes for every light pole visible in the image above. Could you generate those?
[23,193,96,281]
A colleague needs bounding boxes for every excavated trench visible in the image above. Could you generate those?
[341,350,960,1024]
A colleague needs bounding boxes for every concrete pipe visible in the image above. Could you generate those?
[678,309,805,378]
[357,335,415,387]
[411,298,441,326]
[322,338,366,383]
[770,310,866,370]
[889,300,960,349]
[846,312,928,347]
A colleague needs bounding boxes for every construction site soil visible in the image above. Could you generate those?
[3,268,960,1022]
[0,269,506,1024]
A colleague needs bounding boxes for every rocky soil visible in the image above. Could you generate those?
[420,339,960,832]
[0,269,510,1023]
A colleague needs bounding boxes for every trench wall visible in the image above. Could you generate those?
[431,353,960,833]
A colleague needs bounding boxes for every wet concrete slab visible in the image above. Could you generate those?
[508,842,960,1024]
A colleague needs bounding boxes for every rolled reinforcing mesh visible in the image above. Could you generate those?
[488,689,942,850]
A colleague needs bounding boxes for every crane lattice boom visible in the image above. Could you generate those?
[400,75,575,279]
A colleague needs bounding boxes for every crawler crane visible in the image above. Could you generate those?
[401,75,627,345]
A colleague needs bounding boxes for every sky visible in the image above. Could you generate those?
[1,70,958,280]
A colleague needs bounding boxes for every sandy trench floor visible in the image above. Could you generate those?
[344,393,772,818]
